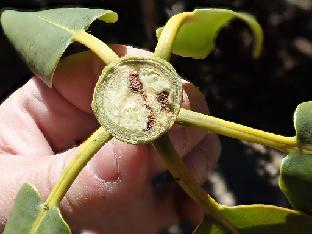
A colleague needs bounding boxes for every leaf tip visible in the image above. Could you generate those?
[0,9,12,29]
[99,10,118,23]
[239,12,264,59]
[251,25,264,59]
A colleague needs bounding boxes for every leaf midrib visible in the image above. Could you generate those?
[35,15,76,34]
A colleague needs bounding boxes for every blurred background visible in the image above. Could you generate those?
[0,0,311,233]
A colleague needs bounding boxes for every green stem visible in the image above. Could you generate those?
[74,30,120,65]
[153,133,238,234]
[154,12,192,61]
[29,127,112,234]
[177,108,312,154]
[35,15,120,65]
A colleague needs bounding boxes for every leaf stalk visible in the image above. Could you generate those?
[74,30,120,65]
[177,108,312,154]
[29,127,112,234]
[154,12,192,61]
[153,133,239,234]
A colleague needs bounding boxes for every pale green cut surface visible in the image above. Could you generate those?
[0,8,117,86]
[92,56,182,144]
[157,8,263,59]
[194,205,312,234]
[3,183,71,234]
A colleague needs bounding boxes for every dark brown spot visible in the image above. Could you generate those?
[145,105,156,130]
[42,204,49,211]
[129,70,143,94]
[157,91,171,112]
[175,177,181,182]
[141,92,147,101]
[129,70,156,131]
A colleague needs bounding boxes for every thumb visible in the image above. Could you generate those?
[0,139,155,232]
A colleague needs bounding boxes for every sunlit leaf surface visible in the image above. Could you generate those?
[294,101,312,145]
[157,8,263,59]
[1,8,117,86]
[3,183,70,234]
[194,205,312,234]
[279,101,312,215]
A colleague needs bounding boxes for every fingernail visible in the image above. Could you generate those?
[184,137,213,183]
[88,142,120,182]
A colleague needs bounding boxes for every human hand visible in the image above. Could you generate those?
[0,45,220,233]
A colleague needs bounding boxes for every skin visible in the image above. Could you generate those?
[0,45,220,234]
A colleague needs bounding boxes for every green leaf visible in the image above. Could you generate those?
[294,101,312,145]
[278,102,312,215]
[3,183,71,234]
[279,153,312,215]
[193,205,312,234]
[156,8,263,59]
[1,8,118,86]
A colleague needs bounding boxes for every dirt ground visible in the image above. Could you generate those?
[0,0,311,233]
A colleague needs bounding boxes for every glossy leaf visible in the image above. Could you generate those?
[3,183,70,234]
[193,205,312,234]
[0,8,117,86]
[280,153,312,215]
[278,101,312,215]
[294,101,312,145]
[156,8,263,59]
